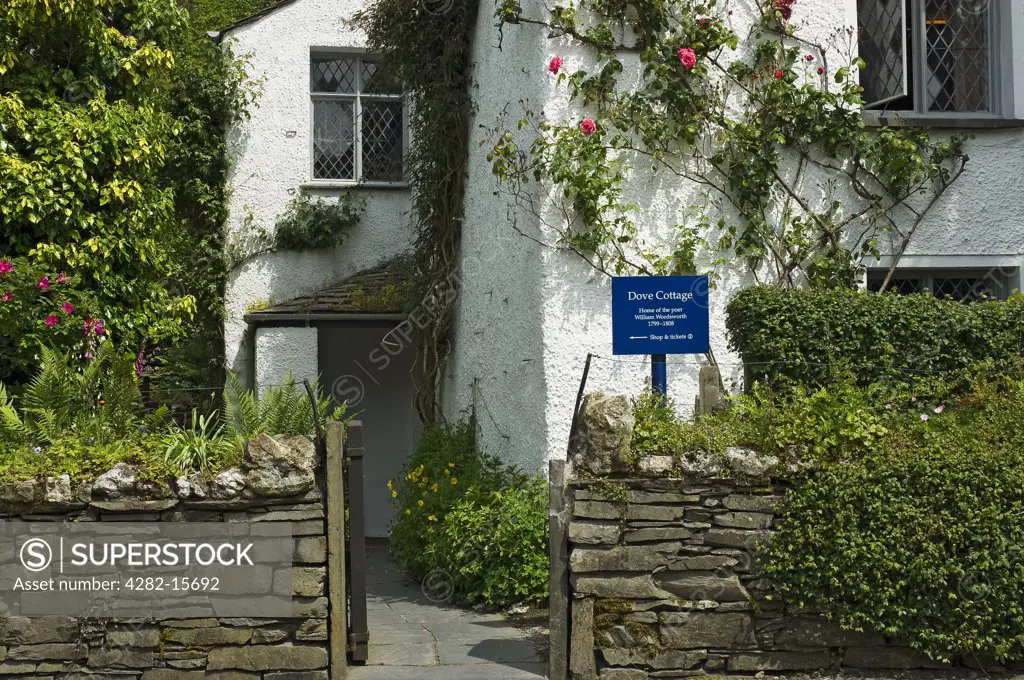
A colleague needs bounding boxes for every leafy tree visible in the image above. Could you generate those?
[0,0,253,389]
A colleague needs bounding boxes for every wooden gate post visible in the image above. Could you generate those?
[549,459,569,679]
[346,420,370,662]
[326,421,348,678]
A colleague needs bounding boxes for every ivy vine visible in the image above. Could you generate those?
[488,0,969,289]
[355,0,480,423]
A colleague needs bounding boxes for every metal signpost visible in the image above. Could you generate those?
[611,275,711,395]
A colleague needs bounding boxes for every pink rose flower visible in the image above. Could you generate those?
[773,0,794,20]
[548,56,564,74]
[817,66,825,75]
[805,54,814,62]
[93,320,105,336]
[1,291,11,302]
[37,276,50,291]
[0,261,12,275]
[678,48,697,70]
[44,315,59,327]
[933,405,944,414]
[57,271,70,284]
[580,118,596,136]
[920,413,929,422]
[61,302,75,315]
[84,317,95,335]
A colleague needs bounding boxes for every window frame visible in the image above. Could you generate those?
[307,49,409,188]
[865,266,1020,301]
[859,0,1021,126]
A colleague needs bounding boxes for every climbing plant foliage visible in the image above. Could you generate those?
[488,0,969,288]
[354,0,480,423]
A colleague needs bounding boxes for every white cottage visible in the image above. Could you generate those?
[217,0,1024,535]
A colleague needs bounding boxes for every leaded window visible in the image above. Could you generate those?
[311,54,405,183]
[858,0,1000,115]
[866,268,1017,302]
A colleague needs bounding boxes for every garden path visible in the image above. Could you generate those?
[345,542,549,679]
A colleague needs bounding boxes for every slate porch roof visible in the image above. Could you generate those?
[244,257,415,322]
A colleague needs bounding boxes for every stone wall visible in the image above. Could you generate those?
[0,433,333,679]
[565,447,970,679]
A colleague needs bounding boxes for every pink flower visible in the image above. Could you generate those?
[773,0,794,20]
[57,271,69,284]
[61,302,75,315]
[0,260,12,275]
[910,396,917,402]
[920,413,929,422]
[84,317,95,335]
[93,320,105,336]
[696,16,713,28]
[678,48,698,70]
[1,291,11,302]
[817,66,825,75]
[774,69,784,79]
[933,405,944,414]
[37,276,50,291]
[580,118,596,136]
[548,56,564,74]
[805,54,814,62]
[44,315,59,327]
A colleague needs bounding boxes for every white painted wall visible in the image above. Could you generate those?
[222,0,415,382]
[254,326,319,393]
[446,0,1024,473]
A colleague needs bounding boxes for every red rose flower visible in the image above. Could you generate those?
[45,315,59,327]
[0,261,12,275]
[805,54,814,62]
[580,118,596,136]
[1,291,12,302]
[774,69,784,79]
[37,276,51,292]
[548,56,564,74]
[61,302,75,315]
[678,48,698,70]
[817,66,825,75]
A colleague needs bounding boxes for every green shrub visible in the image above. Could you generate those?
[762,376,1024,662]
[429,478,550,607]
[726,286,1024,396]
[388,422,548,608]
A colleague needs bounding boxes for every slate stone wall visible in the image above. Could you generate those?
[0,434,332,679]
[565,463,964,679]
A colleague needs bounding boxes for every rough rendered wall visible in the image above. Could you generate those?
[453,0,1024,471]
[255,326,319,394]
[222,0,415,381]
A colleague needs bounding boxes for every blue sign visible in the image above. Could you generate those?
[612,276,710,356]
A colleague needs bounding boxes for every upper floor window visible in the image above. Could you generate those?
[866,268,1018,302]
[858,0,1007,116]
[310,53,405,183]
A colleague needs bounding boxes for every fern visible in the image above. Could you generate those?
[222,372,347,439]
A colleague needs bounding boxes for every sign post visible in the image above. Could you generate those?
[611,275,710,396]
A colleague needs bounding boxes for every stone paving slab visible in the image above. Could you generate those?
[345,542,548,680]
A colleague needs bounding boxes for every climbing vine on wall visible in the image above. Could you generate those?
[488,0,969,288]
[354,0,480,423]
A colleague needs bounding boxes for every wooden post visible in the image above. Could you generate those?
[549,459,569,680]
[326,421,348,678]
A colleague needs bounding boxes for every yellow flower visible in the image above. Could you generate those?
[387,480,393,490]
[417,500,424,507]
[427,514,438,522]
[404,509,411,516]
[450,478,458,485]
[432,483,438,492]
[391,491,398,498]
[444,469,450,476]
[448,463,455,468]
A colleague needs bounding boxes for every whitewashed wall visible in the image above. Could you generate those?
[222,0,415,382]
[447,0,1024,473]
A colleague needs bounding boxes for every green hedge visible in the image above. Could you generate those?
[726,286,1024,393]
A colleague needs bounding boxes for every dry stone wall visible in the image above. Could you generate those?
[0,434,331,679]
[566,447,969,679]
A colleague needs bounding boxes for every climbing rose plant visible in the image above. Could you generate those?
[488,0,969,288]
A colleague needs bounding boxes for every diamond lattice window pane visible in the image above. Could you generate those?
[311,57,357,93]
[360,60,402,95]
[858,0,908,107]
[933,277,997,302]
[923,0,989,112]
[313,100,355,180]
[361,100,404,182]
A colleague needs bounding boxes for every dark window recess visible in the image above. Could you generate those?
[866,268,1016,302]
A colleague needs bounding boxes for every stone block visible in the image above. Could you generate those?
[164,626,252,646]
[572,574,670,600]
[207,645,327,671]
[601,647,706,669]
[626,491,700,504]
[624,527,690,543]
[568,393,635,477]
[244,434,317,497]
[294,536,327,563]
[667,554,738,571]
[704,528,762,549]
[8,643,87,661]
[728,651,833,671]
[573,501,622,520]
[659,612,754,649]
[141,672,205,680]
[264,673,329,680]
[571,544,680,573]
[569,521,620,545]
[598,670,646,680]
[88,647,155,668]
[625,505,686,521]
[569,598,595,679]
[713,511,773,529]
[655,571,749,602]
[0,617,79,644]
[722,494,784,513]
[295,619,327,642]
[637,456,673,475]
[107,628,160,648]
